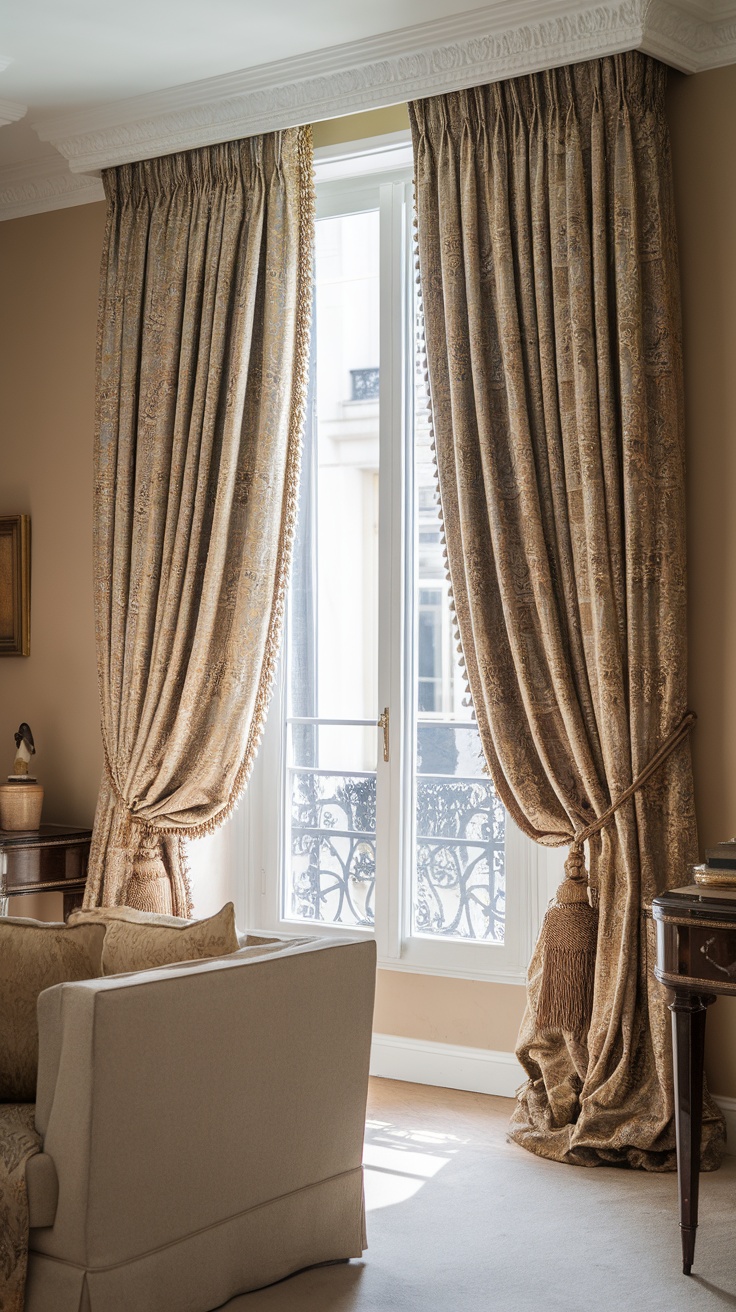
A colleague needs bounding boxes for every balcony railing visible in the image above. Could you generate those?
[284,719,505,940]
[414,774,505,941]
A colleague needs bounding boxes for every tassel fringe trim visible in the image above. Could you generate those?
[412,192,474,715]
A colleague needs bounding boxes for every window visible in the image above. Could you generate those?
[242,134,549,983]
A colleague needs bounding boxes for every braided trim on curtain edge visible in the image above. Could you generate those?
[412,194,475,719]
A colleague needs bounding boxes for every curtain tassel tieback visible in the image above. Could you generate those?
[127,825,173,916]
[536,711,697,1037]
[100,751,174,915]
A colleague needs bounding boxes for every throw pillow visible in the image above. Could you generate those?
[100,901,239,975]
[0,918,106,1102]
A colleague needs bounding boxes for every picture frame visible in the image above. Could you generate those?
[0,515,31,657]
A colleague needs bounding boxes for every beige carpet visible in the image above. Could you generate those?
[221,1078,736,1312]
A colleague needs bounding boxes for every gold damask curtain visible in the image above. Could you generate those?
[86,130,313,915]
[410,54,724,1166]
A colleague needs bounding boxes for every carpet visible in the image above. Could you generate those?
[220,1077,736,1312]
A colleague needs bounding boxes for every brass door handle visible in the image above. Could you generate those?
[377,708,390,763]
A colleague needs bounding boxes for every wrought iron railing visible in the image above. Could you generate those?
[284,723,505,940]
[414,776,505,940]
[287,767,376,927]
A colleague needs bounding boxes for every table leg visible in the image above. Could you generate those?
[63,889,85,919]
[669,989,715,1275]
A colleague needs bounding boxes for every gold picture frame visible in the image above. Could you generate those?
[0,515,31,657]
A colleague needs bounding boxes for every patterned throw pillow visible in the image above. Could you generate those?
[0,918,106,1102]
[99,902,239,975]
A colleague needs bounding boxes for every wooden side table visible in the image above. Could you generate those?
[0,824,92,918]
[653,883,736,1275]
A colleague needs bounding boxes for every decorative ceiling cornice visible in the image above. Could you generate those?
[32,0,736,177]
[647,0,736,65]
[0,155,103,223]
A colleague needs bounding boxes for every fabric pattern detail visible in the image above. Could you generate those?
[0,1104,40,1312]
[100,901,239,974]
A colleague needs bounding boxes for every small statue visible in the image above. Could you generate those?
[11,723,36,780]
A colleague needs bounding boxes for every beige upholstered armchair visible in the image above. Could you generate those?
[23,934,376,1312]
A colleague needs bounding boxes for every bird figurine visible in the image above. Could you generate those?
[11,723,36,781]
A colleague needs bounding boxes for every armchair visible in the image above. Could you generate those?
[23,933,376,1312]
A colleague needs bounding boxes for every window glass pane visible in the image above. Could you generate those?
[411,322,506,943]
[314,208,380,724]
[282,208,380,927]
[289,721,377,775]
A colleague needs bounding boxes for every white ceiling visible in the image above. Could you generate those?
[0,0,497,110]
[0,0,735,214]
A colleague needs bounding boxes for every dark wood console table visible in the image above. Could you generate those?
[0,824,92,918]
[653,883,736,1275]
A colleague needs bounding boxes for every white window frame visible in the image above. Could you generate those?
[239,131,553,985]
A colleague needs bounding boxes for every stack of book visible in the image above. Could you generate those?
[693,841,736,888]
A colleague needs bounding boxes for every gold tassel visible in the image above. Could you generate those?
[535,844,598,1037]
[126,828,174,915]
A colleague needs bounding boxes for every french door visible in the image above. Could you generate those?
[244,143,543,984]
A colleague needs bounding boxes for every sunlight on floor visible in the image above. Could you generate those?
[363,1116,467,1212]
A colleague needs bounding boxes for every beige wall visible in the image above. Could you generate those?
[3,80,736,1087]
[0,202,106,827]
[667,64,736,1097]
[375,971,525,1051]
[0,202,106,918]
[312,104,410,146]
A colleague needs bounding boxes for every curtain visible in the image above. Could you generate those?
[86,129,314,915]
[410,54,724,1167]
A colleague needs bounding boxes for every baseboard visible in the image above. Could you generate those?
[370,1035,736,1154]
[369,1033,524,1099]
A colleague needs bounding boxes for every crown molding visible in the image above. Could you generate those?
[646,0,736,67]
[0,155,103,223]
[9,0,735,186]
[28,0,699,176]
[0,99,27,128]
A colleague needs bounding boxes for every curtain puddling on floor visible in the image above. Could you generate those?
[86,130,314,915]
[410,53,725,1167]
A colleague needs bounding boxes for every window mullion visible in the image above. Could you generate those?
[374,179,409,963]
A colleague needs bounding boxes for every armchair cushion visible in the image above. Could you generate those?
[0,919,105,1101]
[99,901,239,974]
